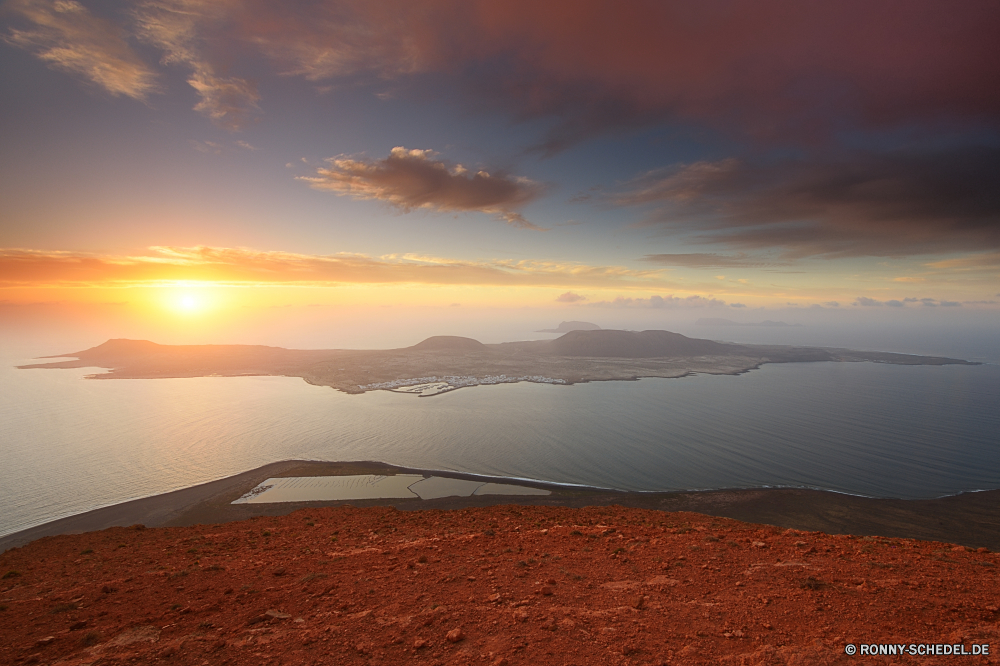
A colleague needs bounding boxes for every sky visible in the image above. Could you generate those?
[2,0,999,351]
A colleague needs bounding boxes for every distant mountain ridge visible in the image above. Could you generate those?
[549,329,739,358]
[409,336,486,351]
[536,321,602,333]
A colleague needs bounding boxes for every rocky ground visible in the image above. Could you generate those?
[2,505,998,665]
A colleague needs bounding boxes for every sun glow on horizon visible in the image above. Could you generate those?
[160,283,219,317]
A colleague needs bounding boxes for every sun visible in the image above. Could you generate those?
[156,282,222,318]
[171,291,207,315]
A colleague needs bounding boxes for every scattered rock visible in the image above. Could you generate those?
[801,576,826,590]
[446,627,465,643]
[109,626,160,646]
[265,609,291,620]
[158,643,179,658]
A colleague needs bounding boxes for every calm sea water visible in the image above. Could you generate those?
[2,357,999,538]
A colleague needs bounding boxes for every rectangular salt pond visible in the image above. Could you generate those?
[232,474,551,504]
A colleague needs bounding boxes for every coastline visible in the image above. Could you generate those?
[4,459,1000,553]
[18,333,979,398]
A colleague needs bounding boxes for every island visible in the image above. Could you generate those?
[18,329,977,396]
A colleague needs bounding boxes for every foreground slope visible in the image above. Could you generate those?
[2,505,998,665]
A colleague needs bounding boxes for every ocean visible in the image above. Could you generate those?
[2,352,999,539]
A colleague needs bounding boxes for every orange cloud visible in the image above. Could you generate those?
[586,295,727,309]
[300,147,546,228]
[0,246,666,289]
[555,291,586,303]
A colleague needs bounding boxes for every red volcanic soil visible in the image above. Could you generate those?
[2,505,999,665]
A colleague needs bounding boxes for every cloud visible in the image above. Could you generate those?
[925,252,1000,270]
[556,291,586,303]
[186,69,260,130]
[640,253,774,268]
[854,296,961,307]
[10,0,999,148]
[729,303,746,308]
[0,246,668,290]
[10,1,999,146]
[4,0,159,100]
[220,0,997,152]
[614,147,1000,258]
[189,139,222,154]
[133,0,259,129]
[300,147,546,228]
[254,0,1000,151]
[587,294,726,309]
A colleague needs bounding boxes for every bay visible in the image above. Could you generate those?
[2,357,999,538]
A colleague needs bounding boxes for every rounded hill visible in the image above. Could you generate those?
[550,329,735,358]
[409,336,487,352]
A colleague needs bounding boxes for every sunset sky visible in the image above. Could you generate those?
[2,0,999,348]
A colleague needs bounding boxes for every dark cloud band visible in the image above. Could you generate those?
[616,148,1000,258]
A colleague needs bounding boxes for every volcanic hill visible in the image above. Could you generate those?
[2,504,998,665]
